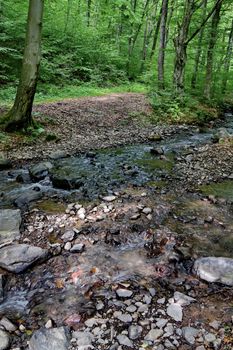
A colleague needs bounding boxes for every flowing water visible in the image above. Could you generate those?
[1,113,233,328]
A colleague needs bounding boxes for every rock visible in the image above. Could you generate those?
[116,289,133,298]
[166,303,183,322]
[150,147,164,155]
[0,275,4,302]
[182,327,199,345]
[102,195,116,202]
[128,325,142,340]
[0,209,21,244]
[117,314,132,323]
[0,317,17,332]
[145,328,163,341]
[64,242,72,251]
[193,257,233,286]
[148,133,163,141]
[117,334,133,347]
[29,327,70,350]
[29,162,53,181]
[156,318,168,328]
[173,291,196,306]
[49,151,67,160]
[195,346,206,350]
[61,230,75,242]
[0,244,48,273]
[157,297,166,304]
[72,330,94,347]
[70,243,85,253]
[142,207,152,215]
[45,320,53,329]
[14,188,43,208]
[209,320,220,330]
[204,332,216,343]
[0,329,10,350]
[0,158,12,170]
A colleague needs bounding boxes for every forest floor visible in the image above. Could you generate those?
[1,93,233,350]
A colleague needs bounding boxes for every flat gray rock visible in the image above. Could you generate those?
[167,303,183,322]
[145,328,163,341]
[0,209,21,244]
[182,327,199,344]
[29,162,53,181]
[72,330,94,346]
[174,291,196,306]
[117,334,133,347]
[0,329,10,350]
[193,257,233,286]
[128,325,142,340]
[0,244,48,273]
[29,327,70,350]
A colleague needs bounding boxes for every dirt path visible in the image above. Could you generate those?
[1,93,184,162]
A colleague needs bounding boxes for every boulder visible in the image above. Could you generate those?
[29,162,53,181]
[193,257,233,286]
[0,158,12,171]
[0,209,21,244]
[0,244,48,273]
[0,329,10,350]
[29,327,70,350]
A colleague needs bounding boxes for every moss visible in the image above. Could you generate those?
[200,180,233,201]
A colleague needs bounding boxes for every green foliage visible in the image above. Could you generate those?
[149,90,219,125]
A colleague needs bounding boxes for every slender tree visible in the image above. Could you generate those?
[1,0,44,131]
[222,19,233,93]
[158,0,169,89]
[204,0,222,99]
[191,0,207,89]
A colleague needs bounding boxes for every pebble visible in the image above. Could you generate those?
[117,334,133,347]
[0,317,17,332]
[145,328,163,341]
[166,303,183,322]
[157,297,166,304]
[142,207,152,214]
[173,291,196,306]
[204,332,216,343]
[45,320,53,329]
[102,196,116,202]
[182,327,199,344]
[70,243,85,253]
[64,242,72,251]
[117,314,132,323]
[116,289,133,298]
[128,325,142,340]
[0,330,10,350]
[61,230,75,242]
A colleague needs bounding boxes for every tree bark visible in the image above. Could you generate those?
[204,0,222,99]
[173,0,195,93]
[1,0,44,131]
[191,0,207,89]
[222,19,233,94]
[150,5,162,59]
[87,0,91,27]
[158,0,169,89]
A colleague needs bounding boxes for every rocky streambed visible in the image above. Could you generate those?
[0,113,233,349]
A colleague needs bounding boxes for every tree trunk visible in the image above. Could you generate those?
[1,0,44,131]
[191,0,207,89]
[173,0,195,93]
[65,0,73,33]
[150,5,162,59]
[158,0,169,89]
[222,19,233,94]
[87,0,91,27]
[204,1,222,99]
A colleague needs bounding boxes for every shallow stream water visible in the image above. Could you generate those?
[1,113,233,330]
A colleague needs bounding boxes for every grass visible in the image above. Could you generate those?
[0,82,148,106]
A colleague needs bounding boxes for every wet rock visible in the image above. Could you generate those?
[0,329,10,350]
[0,209,21,244]
[117,334,133,347]
[150,147,164,155]
[145,328,163,341]
[0,158,12,170]
[61,230,75,242]
[29,327,70,350]
[0,244,48,273]
[102,195,116,202]
[49,151,68,160]
[128,325,142,339]
[72,330,94,347]
[193,257,233,286]
[29,162,53,181]
[166,303,183,322]
[182,327,199,345]
[0,317,17,332]
[117,313,132,323]
[14,188,43,208]
[116,289,133,298]
[173,291,196,306]
[0,275,4,302]
[70,243,85,253]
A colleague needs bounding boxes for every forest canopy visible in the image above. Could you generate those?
[0,0,232,100]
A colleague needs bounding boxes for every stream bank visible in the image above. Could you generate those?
[0,95,233,349]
